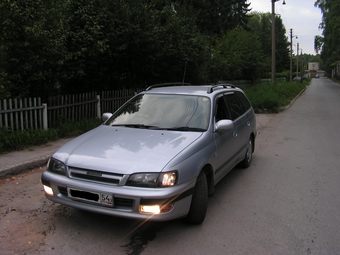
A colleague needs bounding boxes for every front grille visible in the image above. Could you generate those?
[69,167,124,185]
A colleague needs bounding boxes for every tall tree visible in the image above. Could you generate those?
[0,0,64,99]
[176,0,251,35]
[247,12,290,77]
[315,0,340,74]
[212,28,265,82]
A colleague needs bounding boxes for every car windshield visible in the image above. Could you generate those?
[105,94,211,131]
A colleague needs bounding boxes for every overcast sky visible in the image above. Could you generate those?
[248,0,323,55]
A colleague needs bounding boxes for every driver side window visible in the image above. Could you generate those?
[215,96,230,122]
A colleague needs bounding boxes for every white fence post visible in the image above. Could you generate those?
[43,103,48,130]
[96,95,101,119]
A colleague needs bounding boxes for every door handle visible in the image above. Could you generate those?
[233,131,238,137]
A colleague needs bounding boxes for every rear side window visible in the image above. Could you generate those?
[235,91,251,111]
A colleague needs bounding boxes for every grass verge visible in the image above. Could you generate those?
[0,118,102,154]
[245,80,309,113]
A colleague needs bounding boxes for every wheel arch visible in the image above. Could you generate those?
[201,164,214,196]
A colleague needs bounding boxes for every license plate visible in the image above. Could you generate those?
[67,187,113,207]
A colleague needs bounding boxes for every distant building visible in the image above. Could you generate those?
[307,62,325,78]
[308,62,319,71]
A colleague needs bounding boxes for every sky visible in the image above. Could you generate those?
[248,0,323,55]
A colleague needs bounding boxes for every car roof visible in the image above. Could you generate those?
[143,84,243,97]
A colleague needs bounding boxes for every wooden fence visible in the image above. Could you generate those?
[0,89,142,131]
[0,97,46,131]
[47,92,99,129]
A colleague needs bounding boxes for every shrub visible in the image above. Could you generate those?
[0,118,102,154]
[245,80,308,113]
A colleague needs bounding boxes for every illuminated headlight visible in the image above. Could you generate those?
[47,158,66,175]
[126,171,178,188]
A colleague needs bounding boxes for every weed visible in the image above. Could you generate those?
[245,80,308,113]
[0,118,102,154]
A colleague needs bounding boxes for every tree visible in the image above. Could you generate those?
[0,0,66,99]
[246,12,290,78]
[173,0,251,35]
[212,28,265,82]
[315,0,340,74]
[314,35,324,54]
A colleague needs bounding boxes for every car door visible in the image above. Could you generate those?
[224,92,249,162]
[213,94,239,183]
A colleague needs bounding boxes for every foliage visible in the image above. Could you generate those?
[211,28,265,82]
[0,0,294,99]
[210,12,290,82]
[0,118,102,154]
[247,12,290,78]
[182,0,252,35]
[245,80,309,113]
[314,0,340,74]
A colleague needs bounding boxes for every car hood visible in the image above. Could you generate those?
[53,125,203,174]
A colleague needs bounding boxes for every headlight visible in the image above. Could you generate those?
[47,158,66,175]
[126,171,178,188]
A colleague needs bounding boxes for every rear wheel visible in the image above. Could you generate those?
[186,171,208,224]
[239,137,253,168]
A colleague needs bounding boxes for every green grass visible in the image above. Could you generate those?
[245,80,309,113]
[0,118,102,154]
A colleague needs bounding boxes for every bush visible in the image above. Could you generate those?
[245,80,308,113]
[0,118,102,154]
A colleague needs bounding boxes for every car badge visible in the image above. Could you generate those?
[86,171,102,177]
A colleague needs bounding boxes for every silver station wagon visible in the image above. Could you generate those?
[41,84,257,224]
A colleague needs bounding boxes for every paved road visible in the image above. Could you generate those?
[1,78,339,255]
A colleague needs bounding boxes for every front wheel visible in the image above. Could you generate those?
[186,171,208,224]
[239,137,253,168]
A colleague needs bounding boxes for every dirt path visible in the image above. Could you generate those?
[0,168,68,255]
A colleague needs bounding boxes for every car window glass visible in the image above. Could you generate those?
[235,91,251,111]
[105,94,210,130]
[215,96,230,122]
[224,93,244,120]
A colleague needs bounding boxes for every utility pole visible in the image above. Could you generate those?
[296,43,299,77]
[271,0,286,84]
[290,29,293,82]
[271,0,276,84]
[290,28,297,81]
[300,49,304,77]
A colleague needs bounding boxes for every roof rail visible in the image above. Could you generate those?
[146,82,191,91]
[207,84,235,94]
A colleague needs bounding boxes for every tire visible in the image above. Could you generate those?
[186,171,208,224]
[239,136,253,168]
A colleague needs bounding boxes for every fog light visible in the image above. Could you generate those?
[43,185,54,196]
[139,205,161,214]
[139,204,174,214]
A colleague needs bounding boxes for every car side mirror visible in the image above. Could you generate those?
[215,119,234,132]
[102,112,113,122]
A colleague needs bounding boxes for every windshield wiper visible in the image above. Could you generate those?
[112,124,160,129]
[165,126,206,132]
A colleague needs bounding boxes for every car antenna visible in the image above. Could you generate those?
[182,61,187,85]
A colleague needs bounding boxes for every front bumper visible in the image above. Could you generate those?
[41,171,195,221]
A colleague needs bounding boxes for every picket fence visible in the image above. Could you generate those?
[0,89,141,131]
